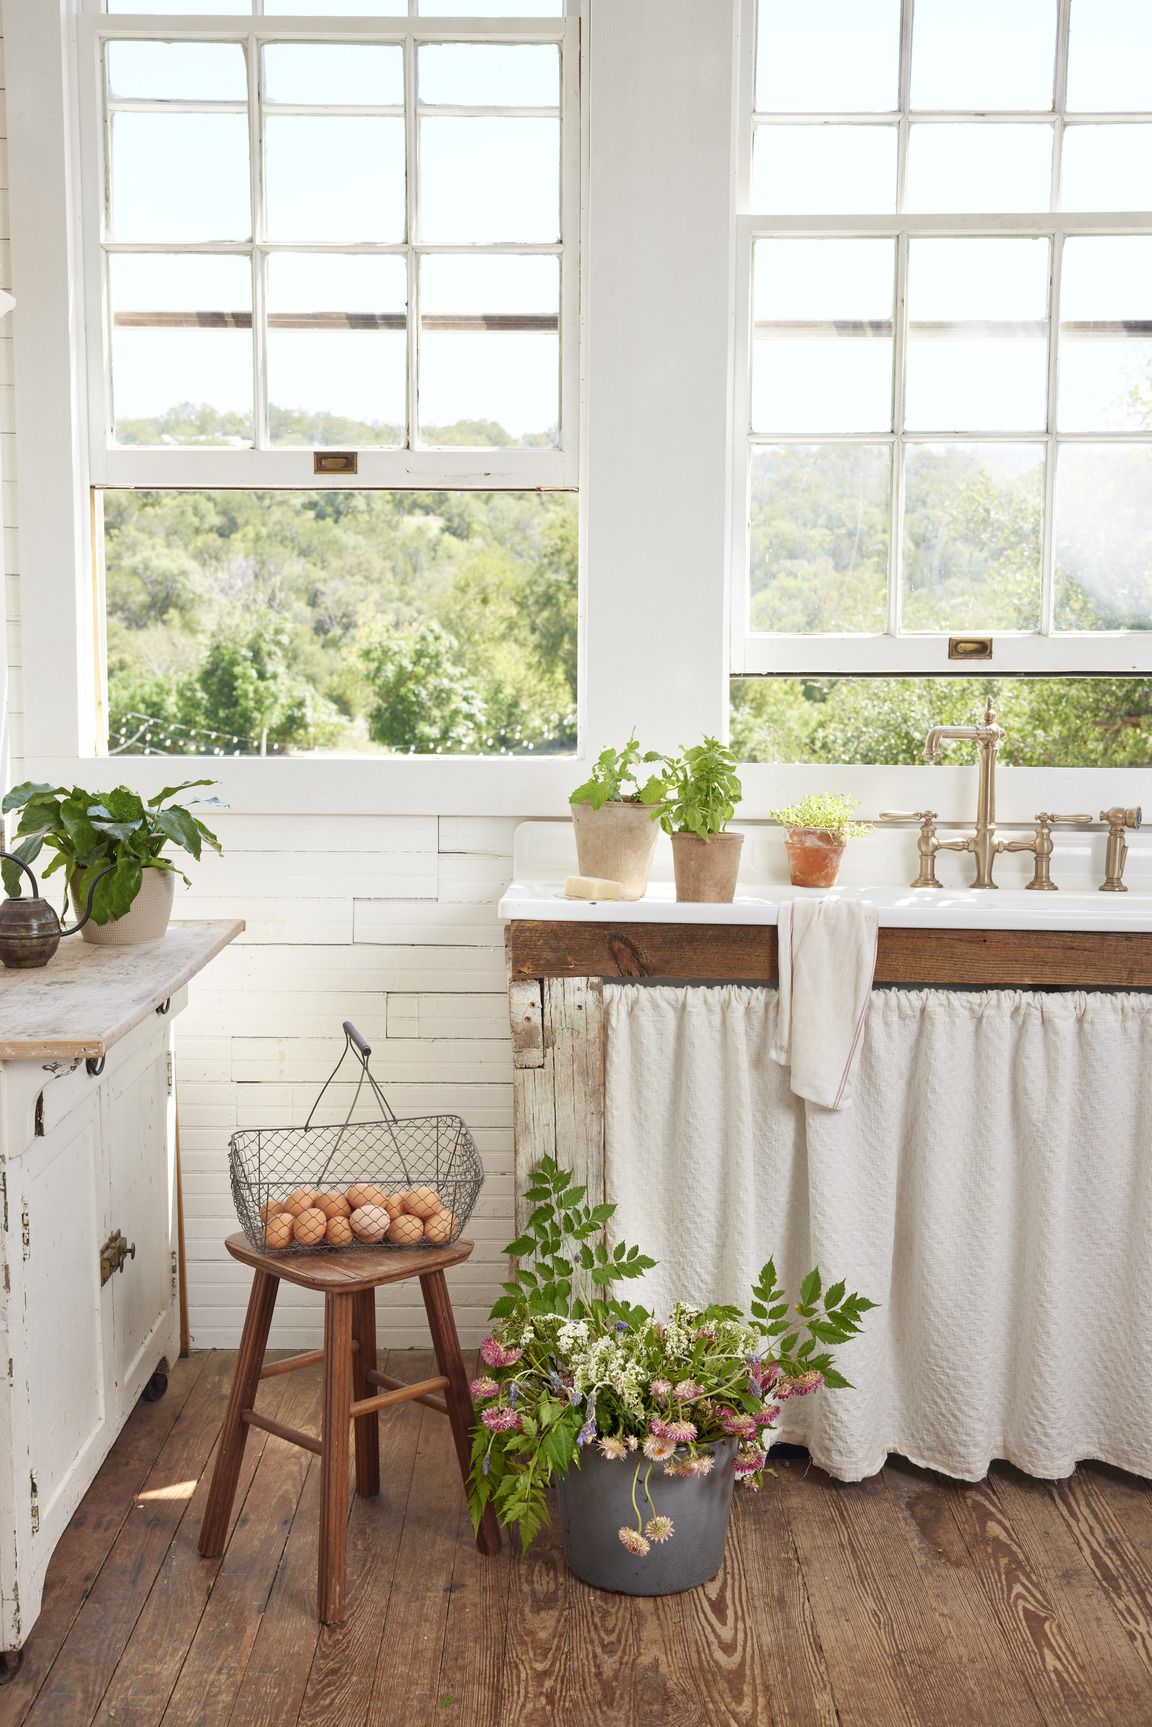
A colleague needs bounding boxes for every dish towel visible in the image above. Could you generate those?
[770,897,879,1109]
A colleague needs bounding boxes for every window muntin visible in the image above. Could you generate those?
[737,0,1152,676]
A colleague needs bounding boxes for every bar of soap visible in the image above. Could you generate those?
[564,875,624,901]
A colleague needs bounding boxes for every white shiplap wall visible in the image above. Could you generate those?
[0,27,519,1352]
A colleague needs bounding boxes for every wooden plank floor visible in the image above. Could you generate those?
[3,1351,1152,1727]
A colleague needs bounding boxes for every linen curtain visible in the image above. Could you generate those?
[603,983,1152,1482]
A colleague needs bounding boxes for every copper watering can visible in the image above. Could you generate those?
[0,853,116,969]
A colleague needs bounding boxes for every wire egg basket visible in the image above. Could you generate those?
[228,1021,484,1255]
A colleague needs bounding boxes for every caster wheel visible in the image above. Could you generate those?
[0,1649,24,1684]
[141,1370,169,1403]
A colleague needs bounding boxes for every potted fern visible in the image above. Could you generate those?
[469,1158,872,1596]
[568,733,668,900]
[661,736,744,902]
[770,793,872,889]
[2,779,223,945]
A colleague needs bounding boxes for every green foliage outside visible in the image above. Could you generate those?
[105,408,579,758]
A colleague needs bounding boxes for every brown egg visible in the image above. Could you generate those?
[347,1184,389,1210]
[264,1213,294,1250]
[350,1204,391,1243]
[325,1214,354,1248]
[423,1209,456,1244]
[382,1193,407,1219]
[403,1186,443,1220]
[283,1188,317,1218]
[260,1199,285,1223]
[293,1207,328,1246]
[387,1213,424,1246]
[315,1191,352,1219]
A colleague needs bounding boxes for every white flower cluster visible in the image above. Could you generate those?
[556,1328,648,1415]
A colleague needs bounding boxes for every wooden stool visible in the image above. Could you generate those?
[198,1233,501,1623]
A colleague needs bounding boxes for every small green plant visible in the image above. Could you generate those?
[2,779,224,925]
[660,737,742,840]
[770,792,872,838]
[570,732,668,811]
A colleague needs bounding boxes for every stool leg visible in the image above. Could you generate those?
[420,1269,502,1557]
[351,1290,380,1498]
[318,1291,354,1624]
[199,1269,279,1557]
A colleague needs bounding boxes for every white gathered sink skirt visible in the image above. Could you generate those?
[603,983,1152,1483]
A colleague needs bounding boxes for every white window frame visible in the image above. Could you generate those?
[78,6,581,492]
[731,0,1152,679]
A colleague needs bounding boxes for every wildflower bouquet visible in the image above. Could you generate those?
[468,1157,874,1555]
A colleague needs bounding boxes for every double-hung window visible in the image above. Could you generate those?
[75,0,580,759]
[733,0,1152,684]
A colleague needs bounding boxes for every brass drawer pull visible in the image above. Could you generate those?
[100,1229,136,1287]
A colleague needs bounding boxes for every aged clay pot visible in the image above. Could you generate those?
[670,831,744,902]
[570,801,662,900]
[73,864,175,946]
[783,828,847,889]
[558,1440,739,1595]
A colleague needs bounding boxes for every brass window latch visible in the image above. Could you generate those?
[100,1229,136,1287]
[1099,806,1142,893]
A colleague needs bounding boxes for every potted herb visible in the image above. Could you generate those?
[660,737,744,902]
[469,1158,872,1596]
[2,779,223,946]
[771,793,873,889]
[569,734,668,900]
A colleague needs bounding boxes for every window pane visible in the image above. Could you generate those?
[904,239,1049,432]
[266,1,406,13]
[752,238,894,433]
[1066,0,1152,112]
[265,116,405,241]
[419,255,559,447]
[103,490,579,757]
[109,254,252,445]
[755,0,901,113]
[106,41,247,102]
[419,0,563,13]
[1062,126,1152,211]
[902,443,1044,630]
[263,45,403,107]
[1058,237,1152,433]
[910,0,1056,111]
[732,677,1152,766]
[266,254,406,447]
[110,113,250,242]
[748,445,890,633]
[1054,445,1152,630]
[905,124,1053,213]
[751,125,897,213]
[418,44,560,108]
[419,117,559,241]
[109,0,249,11]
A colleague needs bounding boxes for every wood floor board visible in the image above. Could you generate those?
[7,1351,1152,1727]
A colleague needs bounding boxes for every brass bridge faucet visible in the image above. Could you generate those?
[923,698,1005,889]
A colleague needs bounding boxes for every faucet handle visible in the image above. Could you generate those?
[1039,812,1092,827]
[879,810,937,823]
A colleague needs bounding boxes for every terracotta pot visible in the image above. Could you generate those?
[73,864,175,946]
[670,831,744,903]
[557,1440,738,1595]
[570,801,662,900]
[783,828,847,889]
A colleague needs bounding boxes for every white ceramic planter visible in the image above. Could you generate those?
[570,801,663,900]
[74,865,175,947]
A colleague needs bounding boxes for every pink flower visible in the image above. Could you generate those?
[643,1434,677,1461]
[649,1378,673,1399]
[648,1418,669,1439]
[672,1380,704,1400]
[618,1527,651,1556]
[664,1420,697,1444]
[598,1436,627,1461]
[777,1370,824,1400]
[479,1338,523,1369]
[470,1375,500,1400]
[645,1516,674,1543]
[733,1446,765,1476]
[626,1436,639,1451]
[481,1405,523,1432]
[684,1453,716,1477]
[662,1456,688,1477]
[717,1407,760,1441]
[755,1405,782,1427]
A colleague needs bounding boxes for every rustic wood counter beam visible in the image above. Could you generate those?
[507,920,1152,989]
[0,919,245,1061]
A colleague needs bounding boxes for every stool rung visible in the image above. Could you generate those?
[366,1369,448,1416]
[261,1343,357,1380]
[243,1408,323,1456]
[349,1375,449,1420]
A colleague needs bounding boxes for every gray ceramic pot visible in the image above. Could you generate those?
[557,1440,738,1595]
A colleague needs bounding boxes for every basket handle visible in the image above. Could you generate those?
[303,1023,401,1135]
[343,1020,372,1059]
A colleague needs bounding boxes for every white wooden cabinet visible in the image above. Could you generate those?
[0,919,242,1667]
